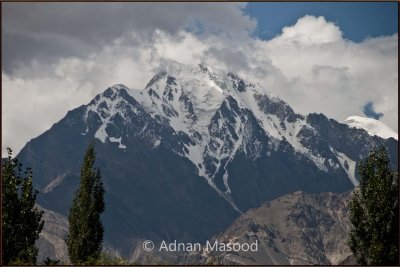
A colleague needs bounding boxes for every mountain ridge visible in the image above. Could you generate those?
[16,62,397,258]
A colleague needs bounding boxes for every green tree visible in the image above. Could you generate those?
[2,148,44,265]
[66,143,105,264]
[348,148,399,265]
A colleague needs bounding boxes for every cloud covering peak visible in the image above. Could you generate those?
[2,4,398,156]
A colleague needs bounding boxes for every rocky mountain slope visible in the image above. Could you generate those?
[35,206,69,264]
[17,62,397,258]
[199,191,354,265]
[36,191,357,265]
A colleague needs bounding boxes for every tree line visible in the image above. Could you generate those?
[1,145,399,265]
[2,143,105,265]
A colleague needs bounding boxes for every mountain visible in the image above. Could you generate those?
[35,206,69,264]
[180,191,354,265]
[16,62,397,258]
[35,191,356,265]
[345,116,398,140]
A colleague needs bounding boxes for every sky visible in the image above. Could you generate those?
[2,2,398,156]
[245,2,398,41]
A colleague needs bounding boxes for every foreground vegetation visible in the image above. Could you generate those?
[2,143,105,265]
[348,148,399,265]
[66,143,105,264]
[2,148,44,265]
[2,146,398,265]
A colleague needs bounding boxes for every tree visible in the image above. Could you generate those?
[2,148,44,265]
[66,143,105,264]
[348,148,398,265]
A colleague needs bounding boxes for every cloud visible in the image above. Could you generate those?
[272,15,343,45]
[2,8,398,156]
[260,31,398,133]
[2,2,255,74]
[2,73,95,157]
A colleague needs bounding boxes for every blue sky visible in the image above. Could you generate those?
[245,2,398,42]
[363,101,384,120]
[243,2,398,123]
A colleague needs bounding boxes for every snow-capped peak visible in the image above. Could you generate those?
[345,116,398,140]
[81,63,396,210]
[87,64,334,182]
[82,83,135,148]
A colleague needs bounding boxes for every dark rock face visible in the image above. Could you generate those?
[19,87,238,256]
[17,66,397,259]
[256,93,303,123]
[227,72,248,92]
[306,113,397,166]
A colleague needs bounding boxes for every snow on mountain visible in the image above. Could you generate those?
[122,62,338,201]
[83,84,132,147]
[17,62,398,258]
[134,63,341,176]
[345,116,398,140]
[330,147,358,187]
[79,62,395,210]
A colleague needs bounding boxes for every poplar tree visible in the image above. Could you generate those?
[66,143,105,264]
[348,148,398,265]
[2,148,44,265]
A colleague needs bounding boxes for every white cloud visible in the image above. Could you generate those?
[272,15,343,45]
[260,31,398,133]
[153,31,209,65]
[2,2,256,73]
[2,73,95,156]
[2,14,398,156]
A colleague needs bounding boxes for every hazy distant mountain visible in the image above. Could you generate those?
[17,62,397,258]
